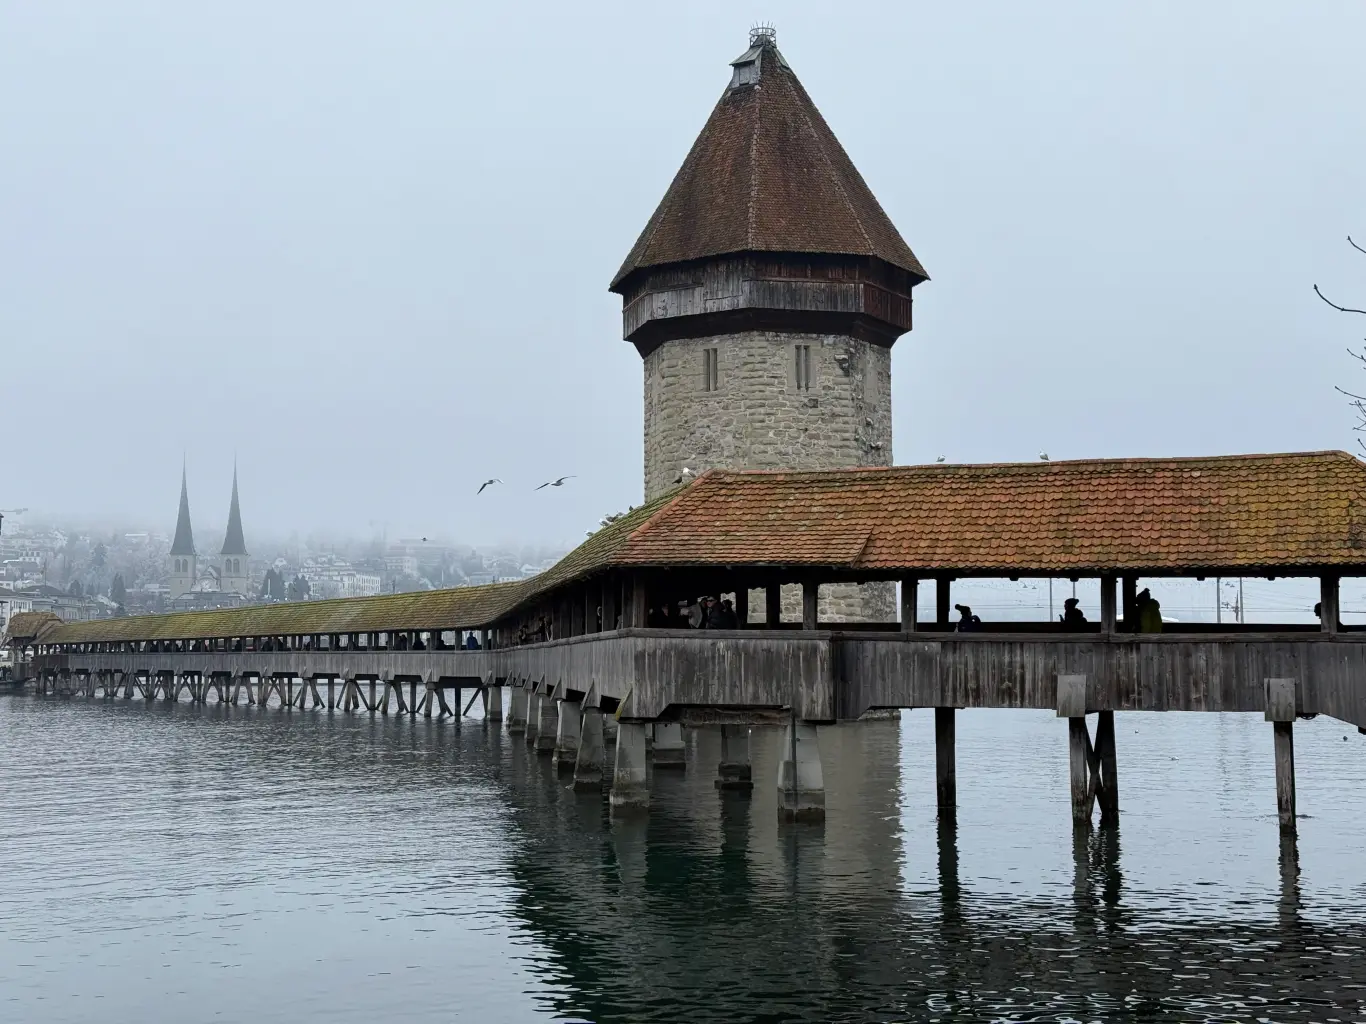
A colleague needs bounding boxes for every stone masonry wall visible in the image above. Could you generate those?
[644,330,895,622]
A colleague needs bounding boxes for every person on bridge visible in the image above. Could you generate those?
[1060,597,1088,628]
[716,598,739,629]
[955,604,982,632]
[1136,588,1163,633]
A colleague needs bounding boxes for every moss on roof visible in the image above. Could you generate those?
[42,489,677,645]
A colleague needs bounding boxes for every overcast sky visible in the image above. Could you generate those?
[2,1,1364,549]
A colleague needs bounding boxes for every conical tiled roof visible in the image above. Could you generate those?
[611,30,927,291]
[220,466,247,556]
[170,466,195,556]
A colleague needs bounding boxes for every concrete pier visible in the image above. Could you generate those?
[777,721,825,822]
[574,707,606,791]
[507,686,527,733]
[610,722,650,815]
[535,693,559,754]
[525,691,541,746]
[715,725,753,790]
[652,722,685,770]
[553,700,581,772]
[485,685,503,723]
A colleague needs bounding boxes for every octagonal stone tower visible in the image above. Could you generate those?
[610,28,927,620]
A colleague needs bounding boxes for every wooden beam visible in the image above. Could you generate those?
[1100,575,1117,634]
[935,706,955,814]
[901,577,919,633]
[1095,710,1118,823]
[802,581,819,630]
[1321,575,1340,634]
[765,583,781,627]
[1274,720,1296,832]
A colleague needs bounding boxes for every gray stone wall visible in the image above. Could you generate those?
[644,330,895,622]
[643,330,892,499]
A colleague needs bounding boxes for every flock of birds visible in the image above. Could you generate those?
[479,454,1055,493]
[476,476,575,495]
[936,453,1051,463]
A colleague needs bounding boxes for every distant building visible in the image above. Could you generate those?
[167,462,252,598]
[168,466,197,599]
[218,466,250,596]
[385,554,418,577]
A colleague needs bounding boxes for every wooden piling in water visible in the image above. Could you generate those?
[935,707,955,815]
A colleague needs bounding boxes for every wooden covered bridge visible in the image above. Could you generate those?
[15,452,1366,828]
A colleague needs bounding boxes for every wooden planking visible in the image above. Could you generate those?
[38,630,1366,729]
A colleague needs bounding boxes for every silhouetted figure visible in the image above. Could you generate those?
[1135,588,1163,633]
[954,603,981,632]
[1060,597,1088,628]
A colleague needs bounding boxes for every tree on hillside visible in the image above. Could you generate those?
[110,574,126,605]
[68,579,82,598]
[1316,235,1366,452]
[259,568,286,601]
[286,575,311,602]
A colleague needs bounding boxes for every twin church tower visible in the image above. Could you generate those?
[166,465,249,599]
[612,27,927,500]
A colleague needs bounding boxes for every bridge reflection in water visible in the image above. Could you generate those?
[486,717,1359,1023]
[6,690,1363,1023]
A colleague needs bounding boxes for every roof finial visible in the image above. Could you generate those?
[749,23,776,47]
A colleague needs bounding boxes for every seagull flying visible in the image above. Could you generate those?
[1039,452,1050,461]
[477,478,503,494]
[536,475,576,490]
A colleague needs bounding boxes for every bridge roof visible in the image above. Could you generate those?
[617,451,1366,575]
[32,451,1366,646]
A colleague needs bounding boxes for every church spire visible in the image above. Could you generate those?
[170,462,196,556]
[220,463,247,556]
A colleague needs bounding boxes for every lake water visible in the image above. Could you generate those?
[2,692,1365,1023]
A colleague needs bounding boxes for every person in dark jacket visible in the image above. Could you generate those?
[954,603,981,632]
[1060,597,1087,628]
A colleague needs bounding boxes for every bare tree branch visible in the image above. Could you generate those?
[1315,283,1366,315]
[1349,235,1366,257]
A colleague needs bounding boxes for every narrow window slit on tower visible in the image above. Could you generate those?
[703,348,719,392]
[795,344,812,391]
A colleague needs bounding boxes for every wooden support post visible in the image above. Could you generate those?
[601,579,617,633]
[1100,575,1117,634]
[462,687,483,716]
[1069,717,1094,826]
[628,574,648,629]
[901,577,919,632]
[935,707,956,815]
[936,578,951,628]
[765,583,781,627]
[802,581,819,631]
[733,586,748,628]
[408,681,418,715]
[1265,677,1297,832]
[1274,721,1296,832]
[327,677,335,710]
[1321,575,1340,634]
[436,685,454,718]
[367,680,377,712]
[1095,710,1119,823]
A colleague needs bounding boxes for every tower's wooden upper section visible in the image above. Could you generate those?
[611,29,928,354]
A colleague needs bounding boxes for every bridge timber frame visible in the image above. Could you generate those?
[30,616,1366,832]
[17,453,1366,830]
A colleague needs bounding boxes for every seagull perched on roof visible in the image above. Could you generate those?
[536,475,576,490]
[674,467,696,484]
[1039,452,1050,461]
[935,456,946,463]
[477,478,502,494]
